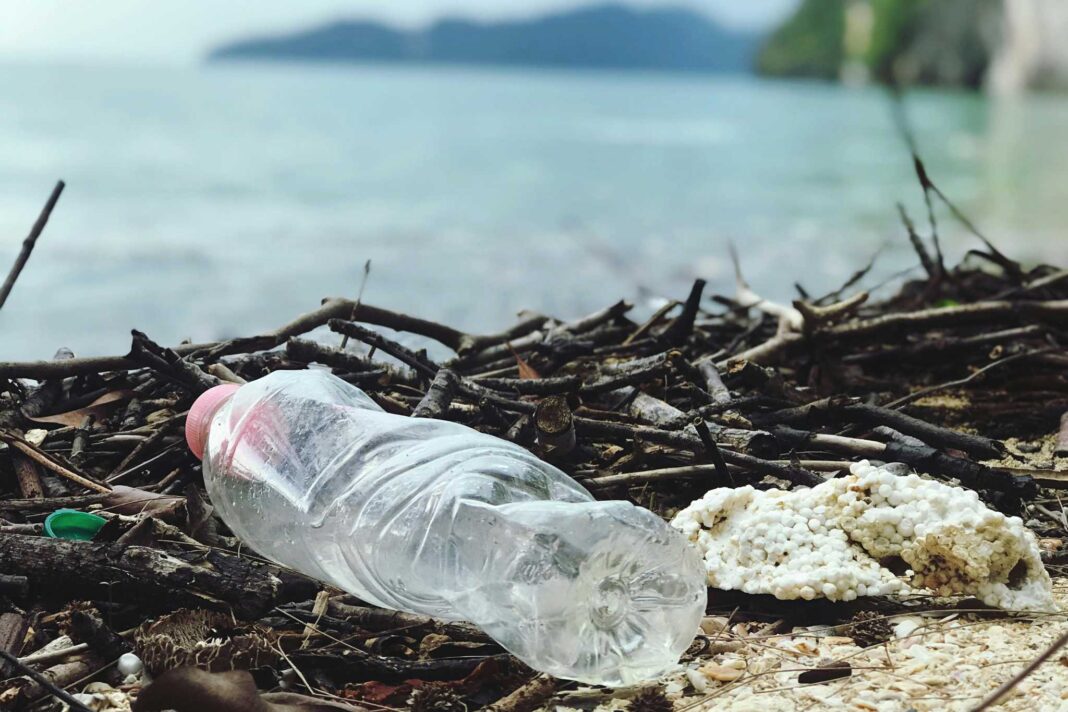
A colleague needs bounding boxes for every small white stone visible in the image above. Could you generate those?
[894,618,923,639]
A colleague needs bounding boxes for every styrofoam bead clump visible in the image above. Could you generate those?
[671,460,1056,611]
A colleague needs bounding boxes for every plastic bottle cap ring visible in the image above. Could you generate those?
[43,509,107,541]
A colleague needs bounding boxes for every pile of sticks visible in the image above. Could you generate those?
[1,180,1068,709]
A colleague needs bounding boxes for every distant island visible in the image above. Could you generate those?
[208,4,759,74]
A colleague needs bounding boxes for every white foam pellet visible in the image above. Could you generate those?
[117,652,143,676]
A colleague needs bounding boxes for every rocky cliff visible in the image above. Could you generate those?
[759,0,1068,92]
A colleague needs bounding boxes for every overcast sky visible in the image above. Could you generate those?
[0,0,798,64]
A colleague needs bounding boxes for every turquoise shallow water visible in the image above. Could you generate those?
[0,61,1066,360]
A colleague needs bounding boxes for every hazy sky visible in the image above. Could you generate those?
[0,1,798,64]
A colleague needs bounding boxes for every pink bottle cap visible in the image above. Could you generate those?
[186,383,241,459]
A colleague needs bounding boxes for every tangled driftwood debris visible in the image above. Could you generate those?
[1,177,1068,709]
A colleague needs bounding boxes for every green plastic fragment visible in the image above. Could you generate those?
[43,509,107,541]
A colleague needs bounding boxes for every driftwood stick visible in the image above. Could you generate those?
[0,647,92,712]
[660,278,706,345]
[70,415,93,468]
[820,300,1068,340]
[129,330,222,394]
[624,299,678,345]
[350,302,547,355]
[0,534,286,618]
[623,389,774,454]
[0,435,110,493]
[843,325,1043,363]
[12,454,45,499]
[572,417,820,486]
[758,398,1003,459]
[452,300,632,370]
[794,290,868,329]
[668,396,767,430]
[534,396,576,455]
[412,369,460,419]
[583,460,846,489]
[717,333,803,368]
[842,403,1003,459]
[0,298,391,380]
[692,417,731,482]
[580,360,672,394]
[0,353,144,380]
[0,611,28,677]
[286,338,419,386]
[770,426,1034,499]
[0,180,65,310]
[328,319,439,378]
[469,374,581,396]
[327,599,491,643]
[0,493,108,512]
[484,674,557,712]
[696,357,731,404]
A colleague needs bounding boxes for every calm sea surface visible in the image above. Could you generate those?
[1,61,1066,360]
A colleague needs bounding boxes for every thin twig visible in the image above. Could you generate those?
[970,629,1068,711]
[883,348,1056,409]
[0,434,110,493]
[0,647,93,712]
[0,180,65,310]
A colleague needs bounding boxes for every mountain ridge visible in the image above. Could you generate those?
[208,4,759,74]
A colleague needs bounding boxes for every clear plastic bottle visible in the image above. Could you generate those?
[186,369,706,686]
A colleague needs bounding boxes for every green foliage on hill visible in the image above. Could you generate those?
[758,0,990,87]
[865,0,925,78]
[756,0,845,78]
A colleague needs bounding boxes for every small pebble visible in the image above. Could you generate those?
[699,663,744,682]
[894,619,923,639]
[700,616,730,635]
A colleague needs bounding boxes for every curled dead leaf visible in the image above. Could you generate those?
[508,343,540,380]
[103,485,185,521]
[26,390,134,427]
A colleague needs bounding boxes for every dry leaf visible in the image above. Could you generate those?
[507,343,540,380]
[26,390,134,427]
[104,485,185,521]
[185,484,221,544]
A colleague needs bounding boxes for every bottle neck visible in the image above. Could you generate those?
[186,384,241,459]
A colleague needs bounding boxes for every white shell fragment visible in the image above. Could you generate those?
[671,460,1056,611]
[116,651,144,677]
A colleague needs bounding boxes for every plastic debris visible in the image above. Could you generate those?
[43,509,106,541]
[188,369,706,686]
[672,460,1056,611]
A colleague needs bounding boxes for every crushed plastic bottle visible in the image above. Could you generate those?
[186,369,706,686]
